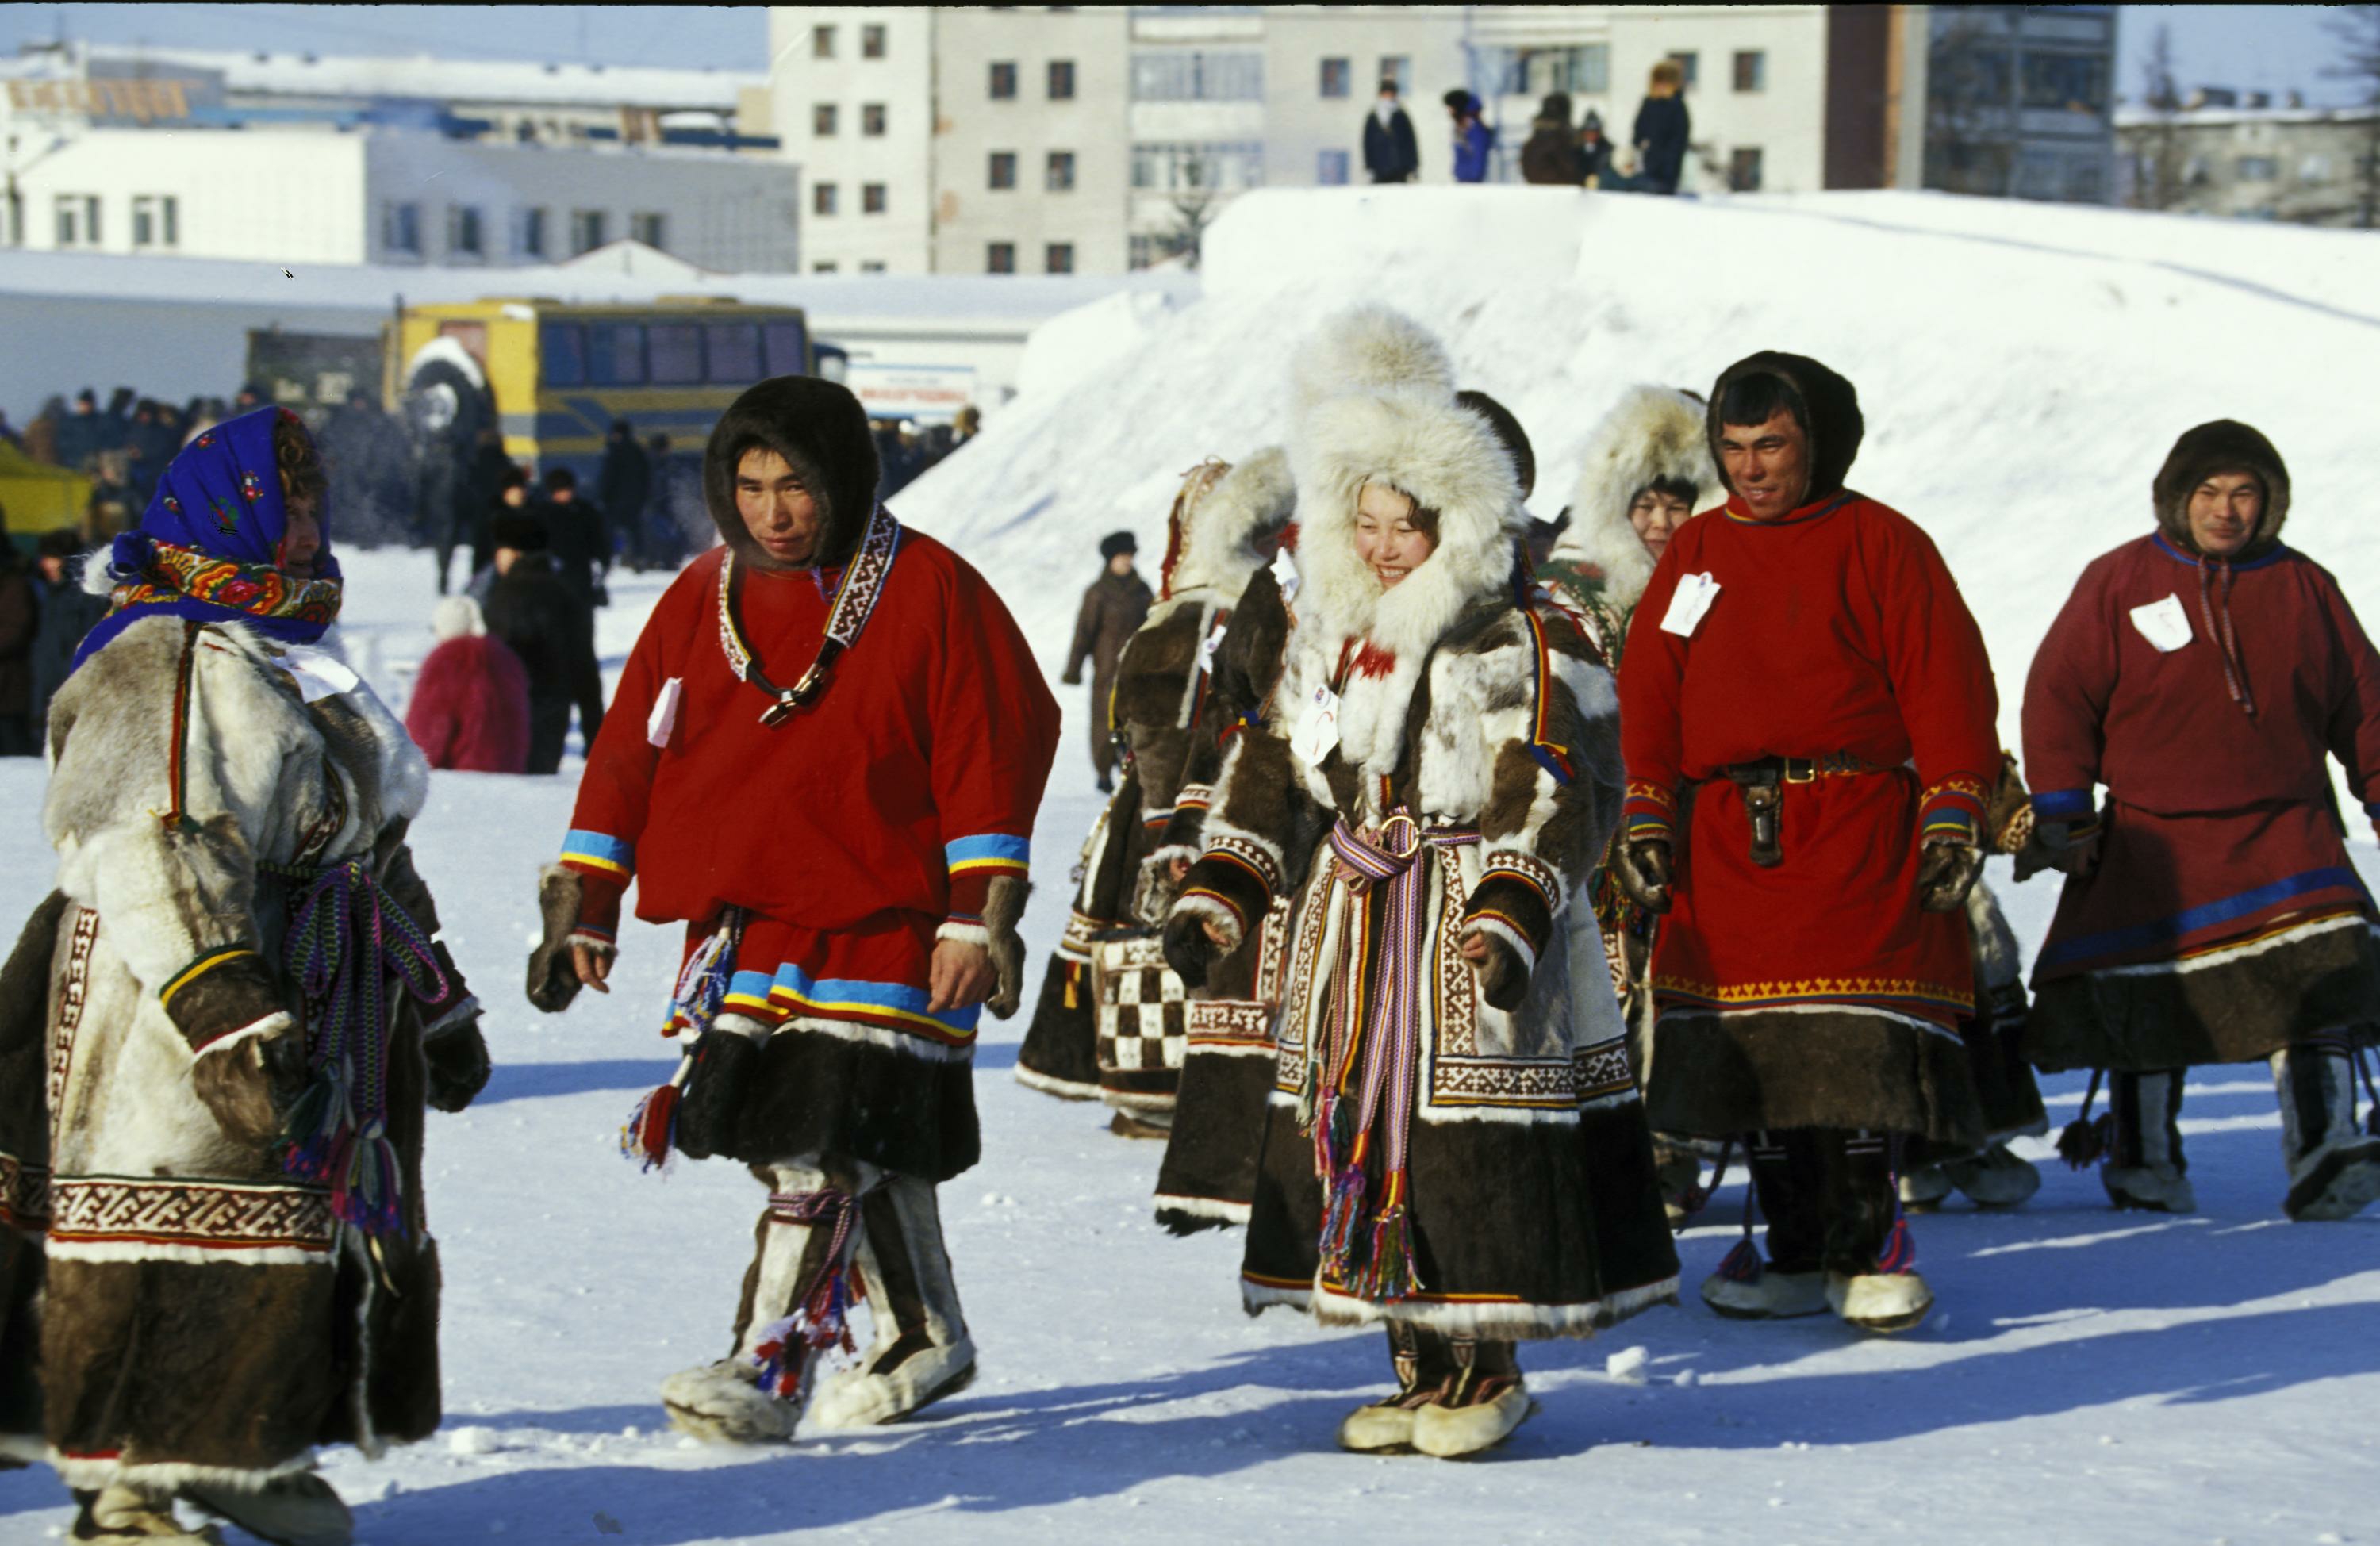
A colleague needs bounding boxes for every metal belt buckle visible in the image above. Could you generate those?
[1378,811,1421,860]
[1785,757,1815,785]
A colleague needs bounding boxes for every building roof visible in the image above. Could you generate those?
[76,44,758,111]
[2113,103,2378,130]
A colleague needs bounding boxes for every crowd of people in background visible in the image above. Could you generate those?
[1360,59,1693,193]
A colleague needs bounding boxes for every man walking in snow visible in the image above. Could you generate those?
[529,375,1060,1441]
[2021,420,2380,1221]
[1616,351,2000,1335]
[1062,531,1152,793]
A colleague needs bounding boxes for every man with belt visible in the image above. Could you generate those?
[1614,351,2001,1334]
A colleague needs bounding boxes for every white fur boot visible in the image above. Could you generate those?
[2275,1043,2380,1221]
[76,1482,225,1544]
[1827,1269,1935,1334]
[1412,1383,1534,1459]
[2103,1164,2196,1214]
[807,1177,979,1429]
[1944,1143,2042,1208]
[1898,1163,1955,1213]
[661,1358,798,1444]
[1337,1323,1433,1453]
[2106,1070,2194,1212]
[1700,1266,1829,1320]
[181,1471,353,1546]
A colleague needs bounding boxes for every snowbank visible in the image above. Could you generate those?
[896,186,2380,763]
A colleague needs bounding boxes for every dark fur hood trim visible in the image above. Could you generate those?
[2152,419,2290,557]
[1707,351,1864,503]
[703,375,881,567]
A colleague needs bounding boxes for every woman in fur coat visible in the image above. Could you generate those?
[0,407,490,1545]
[1162,361,1676,1459]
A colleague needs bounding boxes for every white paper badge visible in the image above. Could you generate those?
[2130,593,2194,654]
[1288,682,1342,767]
[1198,619,1229,677]
[279,646,359,704]
[1660,572,1722,638]
[1270,546,1302,604]
[647,676,685,748]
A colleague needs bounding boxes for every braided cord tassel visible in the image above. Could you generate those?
[750,1188,863,1406]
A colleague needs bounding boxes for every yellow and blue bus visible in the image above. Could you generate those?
[385,297,847,492]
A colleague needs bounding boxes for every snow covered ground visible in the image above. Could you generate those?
[9,183,2380,1543]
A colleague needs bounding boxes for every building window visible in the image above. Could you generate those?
[813,102,838,136]
[1317,148,1349,185]
[1129,232,1157,270]
[520,205,548,258]
[814,182,839,216]
[862,24,886,59]
[2020,52,2109,113]
[1132,50,1265,101]
[1728,147,1764,191]
[1046,150,1076,191]
[1319,56,1350,98]
[860,260,887,273]
[988,152,1017,190]
[570,208,608,255]
[2235,155,2278,182]
[1489,44,1608,98]
[1733,50,1765,93]
[2301,152,2334,182]
[54,194,100,247]
[131,194,178,249]
[812,24,835,59]
[1049,59,1076,99]
[1046,243,1074,274]
[2063,157,2107,202]
[448,203,485,257]
[987,241,1015,274]
[1377,56,1411,94]
[631,211,666,248]
[862,102,886,136]
[1131,141,1265,193]
[862,182,887,214]
[1667,52,1699,90]
[813,260,839,274]
[382,200,421,255]
[989,61,1018,100]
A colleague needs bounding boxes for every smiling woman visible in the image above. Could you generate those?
[1351,481,1438,589]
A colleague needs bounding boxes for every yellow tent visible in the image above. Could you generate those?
[0,443,90,543]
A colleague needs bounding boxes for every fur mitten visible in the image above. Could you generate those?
[1916,838,1984,913]
[526,865,589,1012]
[424,1018,493,1113]
[1464,931,1530,1012]
[984,875,1030,1020]
[193,1022,306,1149]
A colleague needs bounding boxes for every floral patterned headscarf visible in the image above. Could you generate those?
[68,405,344,677]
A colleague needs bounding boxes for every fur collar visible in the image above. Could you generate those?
[1293,389,1522,660]
[1165,447,1296,600]
[1549,385,1718,613]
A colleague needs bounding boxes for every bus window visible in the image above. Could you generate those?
[541,323,587,387]
[586,323,646,386]
[763,320,809,378]
[706,322,763,384]
[648,323,704,386]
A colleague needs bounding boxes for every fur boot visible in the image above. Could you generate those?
[1701,1267,1829,1320]
[2275,1042,2380,1222]
[1826,1269,1935,1334]
[1336,1323,1442,1453]
[1898,1163,1956,1214]
[71,1483,223,1544]
[1411,1339,1533,1460]
[2104,1069,2194,1213]
[807,1177,978,1429]
[1942,1142,2042,1208]
[180,1473,352,1546]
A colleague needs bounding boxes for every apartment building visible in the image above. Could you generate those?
[2117,95,2380,226]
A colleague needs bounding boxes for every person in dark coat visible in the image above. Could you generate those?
[438,428,514,593]
[1519,91,1585,184]
[1444,89,1495,182]
[1632,59,1692,194]
[0,538,37,756]
[537,466,612,610]
[1361,79,1420,184]
[405,595,532,774]
[482,508,605,775]
[55,389,103,472]
[1579,110,1614,186]
[26,530,106,738]
[598,419,654,570]
[1062,530,1153,792]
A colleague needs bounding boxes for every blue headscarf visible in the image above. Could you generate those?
[67,405,344,677]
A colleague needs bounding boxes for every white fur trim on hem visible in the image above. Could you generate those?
[0,1431,45,1465]
[772,1014,976,1064]
[1183,1036,1278,1058]
[936,920,992,948]
[1155,1193,1251,1225]
[1461,915,1537,976]
[1012,1065,1103,1100]
[46,1238,331,1268]
[1100,1088,1177,1114]
[1414,1097,1583,1129]
[1307,1274,1682,1340]
[193,1011,294,1058]
[51,1450,317,1492]
[1240,1276,1313,1317]
[1658,1002,1967,1045]
[2089,911,2367,979]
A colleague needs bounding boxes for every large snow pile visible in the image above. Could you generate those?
[896,186,2380,758]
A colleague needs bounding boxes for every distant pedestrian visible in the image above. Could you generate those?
[1520,91,1585,185]
[405,594,532,773]
[1633,59,1692,195]
[1062,531,1152,793]
[599,419,654,570]
[1444,88,1495,183]
[27,529,105,737]
[481,509,605,774]
[1361,79,1420,184]
[537,466,612,609]
[56,389,102,471]
[1579,110,1614,186]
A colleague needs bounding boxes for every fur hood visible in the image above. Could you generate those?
[1287,305,1456,425]
[2153,419,2291,558]
[1161,447,1297,600]
[1293,389,1523,659]
[1549,385,1718,612]
[1707,351,1864,504]
[703,375,881,569]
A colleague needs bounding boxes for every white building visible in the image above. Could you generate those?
[2,42,800,269]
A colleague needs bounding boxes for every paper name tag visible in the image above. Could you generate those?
[1288,683,1342,767]
[1271,546,1302,604]
[1660,572,1722,637]
[1199,620,1229,677]
[279,646,359,704]
[2130,594,2193,653]
[647,676,684,748]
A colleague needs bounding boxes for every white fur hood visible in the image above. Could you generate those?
[1292,389,1523,660]
[1163,446,1296,600]
[1287,303,1457,427]
[1547,384,1719,613]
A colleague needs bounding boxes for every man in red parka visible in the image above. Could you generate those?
[526,376,1061,1441]
[405,594,532,773]
[1616,351,2000,1335]
[2022,420,2380,1222]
